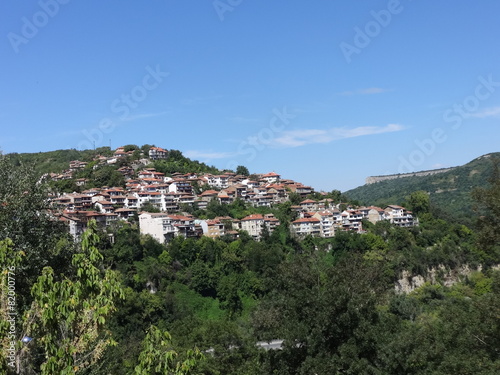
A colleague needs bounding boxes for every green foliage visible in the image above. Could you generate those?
[134,326,204,375]
[0,155,74,311]
[152,149,219,175]
[92,165,125,188]
[345,153,500,225]
[0,238,25,373]
[236,165,250,176]
[406,190,430,216]
[49,178,80,193]
[3,149,500,374]
[140,200,161,213]
[24,220,124,374]
[472,157,500,262]
[123,144,139,152]
[4,148,111,175]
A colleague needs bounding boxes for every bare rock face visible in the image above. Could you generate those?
[366,167,456,185]
[395,264,492,294]
[395,270,426,294]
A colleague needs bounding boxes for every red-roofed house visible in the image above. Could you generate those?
[291,217,321,237]
[261,172,281,184]
[237,213,280,239]
[149,146,168,160]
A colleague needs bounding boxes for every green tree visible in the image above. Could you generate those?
[257,253,386,374]
[141,144,154,156]
[123,144,139,152]
[0,155,73,311]
[235,165,250,176]
[0,238,25,373]
[287,191,302,205]
[21,221,124,374]
[406,190,430,216]
[140,201,161,213]
[134,326,204,375]
[93,166,125,188]
[472,158,500,262]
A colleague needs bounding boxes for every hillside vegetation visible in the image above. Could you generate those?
[1,151,500,374]
[345,153,500,225]
[4,145,221,178]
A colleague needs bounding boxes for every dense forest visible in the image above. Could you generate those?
[345,153,500,226]
[1,153,499,374]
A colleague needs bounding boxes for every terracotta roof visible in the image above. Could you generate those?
[293,218,320,223]
[115,208,136,212]
[241,214,264,221]
[300,199,316,204]
[200,190,219,196]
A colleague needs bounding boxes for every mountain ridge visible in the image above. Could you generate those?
[345,152,500,225]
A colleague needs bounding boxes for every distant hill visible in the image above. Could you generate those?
[344,153,500,225]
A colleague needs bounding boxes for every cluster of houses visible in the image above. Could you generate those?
[50,146,418,242]
[290,204,417,239]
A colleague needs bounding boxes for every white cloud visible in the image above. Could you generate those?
[340,87,391,96]
[180,94,223,106]
[468,106,500,118]
[121,111,170,122]
[273,124,405,148]
[227,116,260,124]
[184,150,235,160]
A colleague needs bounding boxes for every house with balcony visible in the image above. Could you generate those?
[237,213,279,240]
[289,183,314,197]
[94,200,114,213]
[384,205,418,227]
[358,206,386,224]
[341,210,364,232]
[291,217,321,237]
[300,199,317,211]
[261,172,281,184]
[149,146,168,160]
[313,211,336,238]
[201,219,226,238]
[139,213,197,244]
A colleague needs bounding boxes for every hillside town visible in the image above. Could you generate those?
[49,146,418,243]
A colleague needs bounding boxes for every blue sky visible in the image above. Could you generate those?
[1,0,499,191]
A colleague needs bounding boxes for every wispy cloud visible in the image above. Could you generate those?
[340,87,391,96]
[122,111,170,122]
[227,116,260,124]
[274,124,405,147]
[184,150,235,161]
[180,94,223,106]
[467,106,500,118]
